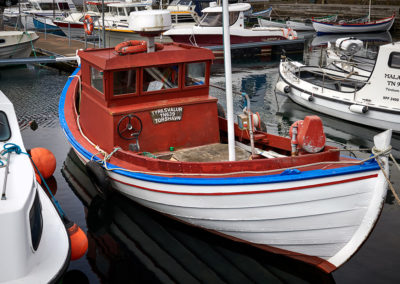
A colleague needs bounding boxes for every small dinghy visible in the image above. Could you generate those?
[0,90,70,283]
[60,10,393,273]
[278,41,400,132]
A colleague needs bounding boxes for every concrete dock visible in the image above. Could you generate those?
[33,32,97,57]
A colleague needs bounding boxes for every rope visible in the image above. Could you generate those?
[0,143,65,217]
[25,31,37,58]
[372,146,400,205]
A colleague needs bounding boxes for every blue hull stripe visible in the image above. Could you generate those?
[59,68,380,186]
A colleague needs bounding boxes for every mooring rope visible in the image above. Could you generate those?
[372,146,400,205]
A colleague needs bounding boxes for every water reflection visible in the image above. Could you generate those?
[62,149,335,284]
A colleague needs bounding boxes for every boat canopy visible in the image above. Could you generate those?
[201,3,251,13]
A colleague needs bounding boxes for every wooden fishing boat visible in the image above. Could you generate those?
[0,90,70,283]
[312,14,395,34]
[278,41,400,132]
[60,10,392,273]
[286,15,337,31]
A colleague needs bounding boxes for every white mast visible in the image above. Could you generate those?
[222,0,235,161]
[368,0,371,22]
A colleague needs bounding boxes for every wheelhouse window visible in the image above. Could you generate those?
[118,7,125,16]
[29,190,43,251]
[91,66,104,93]
[199,12,239,27]
[39,3,56,10]
[143,65,179,92]
[388,52,400,69]
[109,6,118,16]
[185,62,205,87]
[114,69,137,96]
[58,2,70,10]
[0,111,11,141]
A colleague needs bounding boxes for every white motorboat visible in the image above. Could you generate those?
[20,0,77,30]
[278,41,400,132]
[0,90,70,283]
[164,3,297,47]
[3,1,32,26]
[0,31,39,60]
[93,1,160,47]
[167,0,203,25]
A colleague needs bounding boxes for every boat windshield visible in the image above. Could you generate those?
[171,0,192,6]
[39,3,57,10]
[199,12,239,27]
[0,111,11,141]
[58,2,70,10]
[87,4,101,13]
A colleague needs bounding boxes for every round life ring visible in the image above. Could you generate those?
[83,14,94,36]
[114,40,164,55]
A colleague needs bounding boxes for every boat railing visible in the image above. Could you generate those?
[283,56,369,93]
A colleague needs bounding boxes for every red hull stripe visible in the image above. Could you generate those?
[111,173,378,196]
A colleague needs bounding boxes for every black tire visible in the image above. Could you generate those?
[85,161,112,198]
[217,103,226,118]
[5,0,12,6]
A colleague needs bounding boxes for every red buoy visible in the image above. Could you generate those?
[66,222,88,261]
[30,147,56,179]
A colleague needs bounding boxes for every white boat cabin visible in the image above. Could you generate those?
[197,2,250,28]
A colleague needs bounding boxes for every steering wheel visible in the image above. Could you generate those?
[117,114,143,140]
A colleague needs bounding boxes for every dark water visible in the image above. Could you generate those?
[1,32,400,283]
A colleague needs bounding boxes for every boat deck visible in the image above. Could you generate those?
[170,143,250,162]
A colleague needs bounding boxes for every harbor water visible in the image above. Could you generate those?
[1,32,400,283]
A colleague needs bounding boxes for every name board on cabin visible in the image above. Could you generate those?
[150,107,183,124]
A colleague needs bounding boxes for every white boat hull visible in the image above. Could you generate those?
[0,31,39,60]
[279,42,400,132]
[73,148,388,271]
[286,20,314,31]
[312,15,395,34]
[257,18,287,28]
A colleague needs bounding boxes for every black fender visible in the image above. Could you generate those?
[85,161,112,198]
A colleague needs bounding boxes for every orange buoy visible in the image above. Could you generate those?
[66,222,88,260]
[30,147,56,179]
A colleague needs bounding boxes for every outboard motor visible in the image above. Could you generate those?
[335,37,363,56]
[289,116,326,156]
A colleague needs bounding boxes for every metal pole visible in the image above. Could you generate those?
[102,0,105,48]
[222,0,235,161]
[68,21,71,46]
[83,0,87,49]
[1,153,11,200]
[44,16,47,40]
